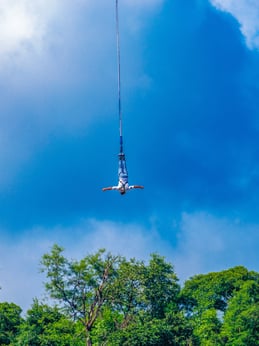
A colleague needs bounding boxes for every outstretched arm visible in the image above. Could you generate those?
[132,185,144,189]
[102,187,113,192]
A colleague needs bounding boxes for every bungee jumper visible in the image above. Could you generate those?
[102,0,144,195]
[102,152,144,195]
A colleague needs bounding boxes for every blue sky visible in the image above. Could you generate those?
[0,0,259,311]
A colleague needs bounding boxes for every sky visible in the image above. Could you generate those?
[0,0,259,311]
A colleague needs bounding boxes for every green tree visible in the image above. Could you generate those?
[108,254,180,323]
[16,299,82,346]
[41,247,191,345]
[194,308,222,346]
[182,266,256,314]
[103,304,191,346]
[0,302,22,345]
[143,253,180,319]
[41,245,120,346]
[222,280,259,345]
[93,254,191,345]
[107,257,146,325]
[90,307,123,345]
[181,266,259,346]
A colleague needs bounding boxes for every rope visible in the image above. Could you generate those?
[116,0,124,155]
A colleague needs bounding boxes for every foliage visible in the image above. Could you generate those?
[92,253,191,345]
[93,303,191,346]
[107,256,146,320]
[143,253,180,319]
[108,253,180,319]
[40,245,120,345]
[222,279,259,345]
[15,299,83,346]
[181,266,259,346]
[0,302,22,345]
[193,308,222,346]
[1,246,259,346]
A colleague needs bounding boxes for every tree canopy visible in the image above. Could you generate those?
[0,245,258,346]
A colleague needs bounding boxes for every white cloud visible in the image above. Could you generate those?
[0,234,46,312]
[0,0,56,61]
[0,0,162,188]
[1,213,258,312]
[67,219,171,260]
[210,0,259,49]
[0,0,120,91]
[0,219,170,311]
[0,0,163,72]
[0,1,112,186]
[173,212,259,281]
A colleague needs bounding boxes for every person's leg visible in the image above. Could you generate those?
[118,158,123,176]
[118,156,128,183]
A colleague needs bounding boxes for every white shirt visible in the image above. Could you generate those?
[111,180,135,190]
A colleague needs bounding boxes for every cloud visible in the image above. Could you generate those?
[0,219,170,311]
[0,0,163,74]
[0,1,112,186]
[0,0,58,64]
[0,0,162,188]
[174,212,259,281]
[67,219,171,260]
[0,234,46,312]
[210,0,259,49]
[1,213,258,311]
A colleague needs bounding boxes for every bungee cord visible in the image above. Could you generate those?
[116,0,124,155]
[101,0,144,194]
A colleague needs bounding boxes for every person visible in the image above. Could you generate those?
[102,153,144,195]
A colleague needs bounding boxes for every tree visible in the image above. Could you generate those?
[41,245,120,346]
[143,253,180,319]
[221,280,259,345]
[93,254,191,345]
[0,302,22,345]
[16,299,82,346]
[101,303,191,346]
[108,254,180,322]
[41,246,191,345]
[107,257,146,325]
[194,308,222,346]
[181,266,259,346]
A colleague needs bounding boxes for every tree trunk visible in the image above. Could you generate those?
[86,336,92,346]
